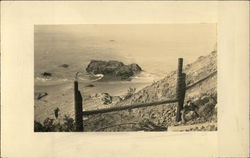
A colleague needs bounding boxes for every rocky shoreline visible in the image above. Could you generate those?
[35,51,217,132]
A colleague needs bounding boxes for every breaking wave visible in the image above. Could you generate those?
[131,71,164,83]
[79,73,104,81]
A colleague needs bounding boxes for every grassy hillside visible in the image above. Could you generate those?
[84,51,217,131]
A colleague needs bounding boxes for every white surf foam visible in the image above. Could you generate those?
[131,71,163,83]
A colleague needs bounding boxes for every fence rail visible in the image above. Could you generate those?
[74,58,186,131]
[82,99,179,116]
[186,71,217,90]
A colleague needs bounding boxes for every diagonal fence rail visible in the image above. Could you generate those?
[186,71,217,90]
[82,99,179,116]
[74,58,186,131]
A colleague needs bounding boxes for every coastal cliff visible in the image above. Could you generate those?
[84,51,217,131]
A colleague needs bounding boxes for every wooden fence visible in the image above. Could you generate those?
[74,58,186,132]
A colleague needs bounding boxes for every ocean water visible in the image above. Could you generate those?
[34,24,216,84]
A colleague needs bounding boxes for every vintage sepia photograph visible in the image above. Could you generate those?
[2,1,249,157]
[34,24,217,132]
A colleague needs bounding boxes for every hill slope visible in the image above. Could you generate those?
[84,50,217,131]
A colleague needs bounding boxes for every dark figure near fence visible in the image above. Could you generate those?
[181,100,199,123]
[54,107,60,119]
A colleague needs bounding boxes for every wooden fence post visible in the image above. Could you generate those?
[74,80,84,131]
[176,58,186,122]
[180,73,186,115]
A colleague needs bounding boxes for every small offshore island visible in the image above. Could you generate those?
[86,60,142,81]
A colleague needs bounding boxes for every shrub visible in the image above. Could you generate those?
[123,87,136,100]
[34,115,76,132]
[34,121,45,132]
[62,115,75,131]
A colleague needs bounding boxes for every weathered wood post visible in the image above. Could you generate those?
[180,73,186,113]
[74,77,84,131]
[176,58,186,122]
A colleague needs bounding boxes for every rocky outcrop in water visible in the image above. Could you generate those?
[41,72,52,78]
[86,60,142,80]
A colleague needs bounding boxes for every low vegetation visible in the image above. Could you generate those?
[34,115,75,132]
[123,87,136,100]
